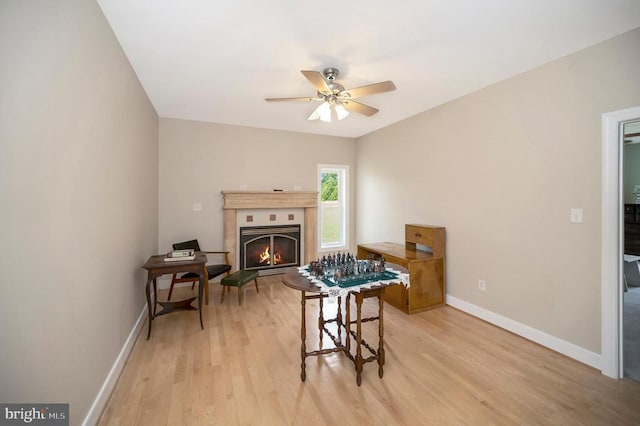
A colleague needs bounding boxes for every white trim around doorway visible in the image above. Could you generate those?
[601,105,640,378]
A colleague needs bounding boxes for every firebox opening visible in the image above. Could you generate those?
[240,225,300,272]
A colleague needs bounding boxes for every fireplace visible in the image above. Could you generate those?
[222,191,318,273]
[239,225,300,272]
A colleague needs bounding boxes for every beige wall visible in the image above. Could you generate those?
[0,2,158,425]
[159,118,356,260]
[356,28,640,353]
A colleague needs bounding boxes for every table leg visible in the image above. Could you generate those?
[301,291,307,382]
[204,265,209,306]
[318,295,324,350]
[198,271,204,329]
[355,292,364,386]
[337,296,342,342]
[378,290,385,378]
[345,294,351,355]
[152,278,158,317]
[145,275,153,340]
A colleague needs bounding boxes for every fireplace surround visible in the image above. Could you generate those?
[222,191,318,272]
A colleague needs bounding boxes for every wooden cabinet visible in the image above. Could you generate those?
[357,224,446,314]
[625,204,640,256]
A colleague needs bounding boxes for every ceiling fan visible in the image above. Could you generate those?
[265,67,396,122]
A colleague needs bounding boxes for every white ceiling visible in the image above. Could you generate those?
[97,0,640,138]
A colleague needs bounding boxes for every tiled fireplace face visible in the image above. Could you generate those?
[235,207,305,273]
[239,225,300,272]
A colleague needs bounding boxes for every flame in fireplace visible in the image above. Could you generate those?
[258,246,271,264]
[257,246,284,265]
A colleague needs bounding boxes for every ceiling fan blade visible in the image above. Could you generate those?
[307,103,325,121]
[342,81,396,98]
[265,96,320,102]
[301,70,331,94]
[342,100,379,117]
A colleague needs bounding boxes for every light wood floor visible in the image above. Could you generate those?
[99,276,640,425]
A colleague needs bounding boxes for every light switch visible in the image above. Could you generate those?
[570,208,583,223]
[193,202,202,212]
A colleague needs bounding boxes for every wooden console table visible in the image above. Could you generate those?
[142,253,207,340]
[358,224,446,314]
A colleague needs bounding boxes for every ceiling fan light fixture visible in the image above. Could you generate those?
[318,102,332,122]
[335,103,349,120]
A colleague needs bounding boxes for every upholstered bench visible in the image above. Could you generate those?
[220,270,259,305]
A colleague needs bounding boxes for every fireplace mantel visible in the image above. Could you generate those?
[222,191,317,209]
[222,191,318,272]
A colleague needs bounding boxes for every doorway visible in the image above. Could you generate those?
[602,106,640,379]
[622,120,640,381]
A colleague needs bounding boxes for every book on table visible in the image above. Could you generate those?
[164,249,196,261]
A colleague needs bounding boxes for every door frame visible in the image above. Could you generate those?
[601,105,640,378]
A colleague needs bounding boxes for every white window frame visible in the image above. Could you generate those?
[317,164,349,252]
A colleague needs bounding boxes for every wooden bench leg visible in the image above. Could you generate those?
[238,279,259,305]
[221,275,258,306]
[221,285,237,304]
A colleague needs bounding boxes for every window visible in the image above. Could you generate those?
[318,164,348,250]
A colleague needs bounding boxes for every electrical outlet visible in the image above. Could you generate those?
[570,208,583,223]
[478,280,486,291]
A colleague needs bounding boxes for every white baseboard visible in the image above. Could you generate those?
[446,295,601,370]
[82,304,147,426]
